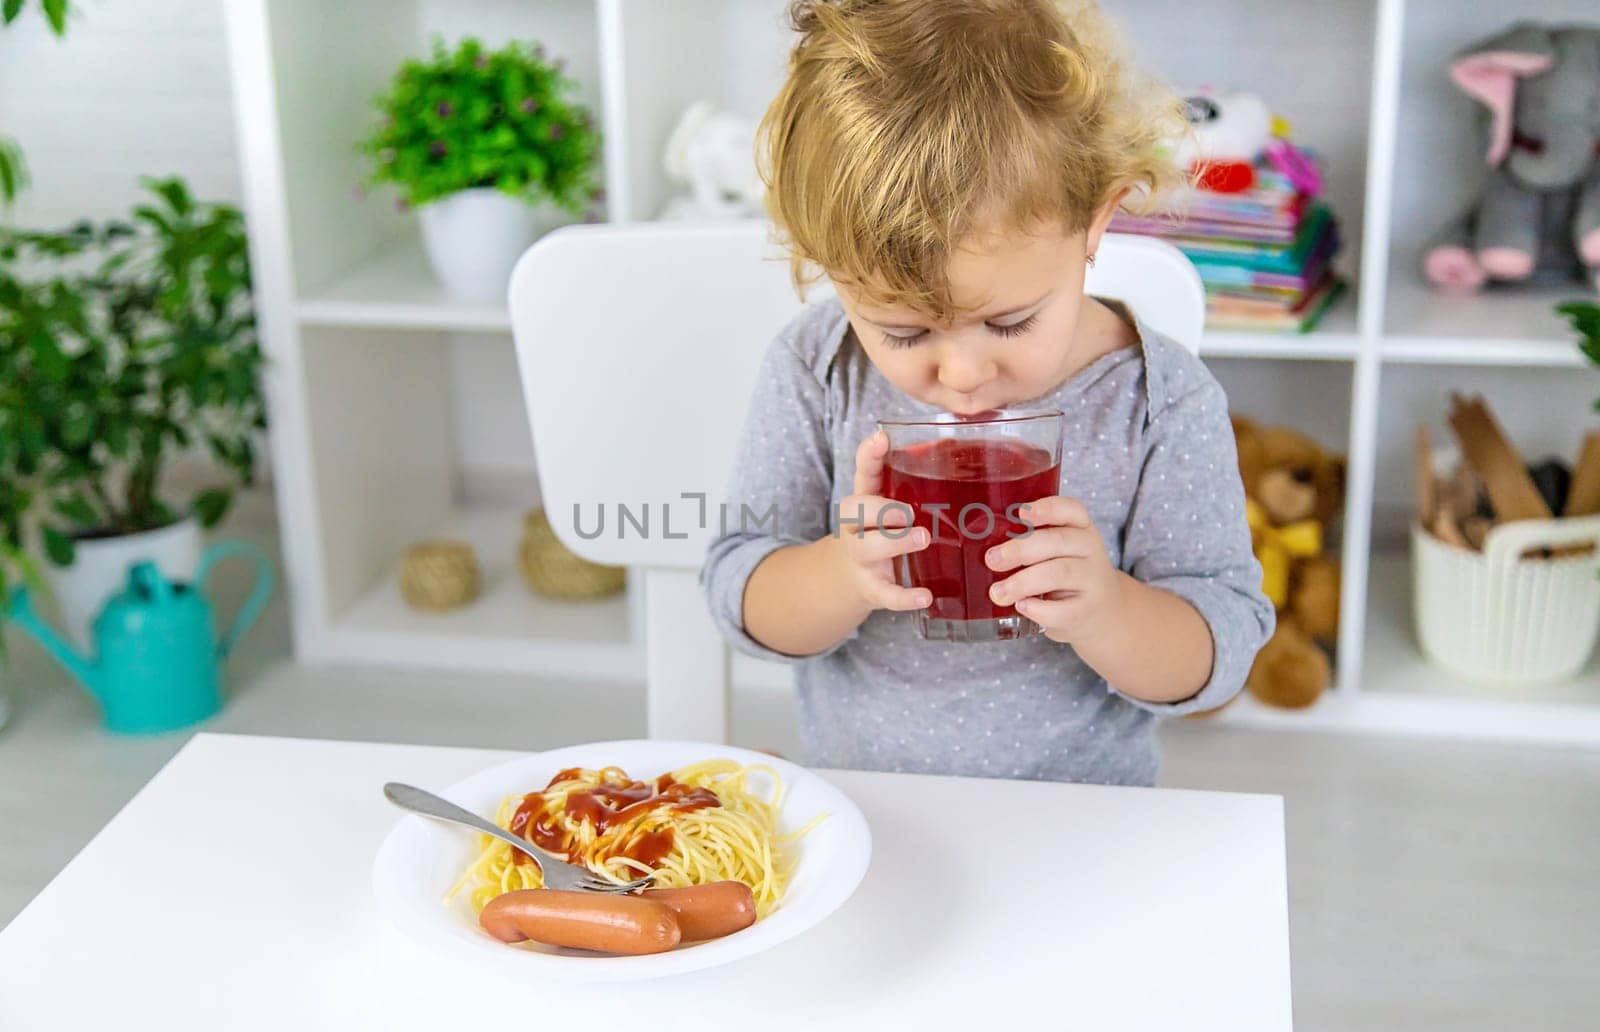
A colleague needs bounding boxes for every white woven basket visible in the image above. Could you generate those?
[1411,515,1600,685]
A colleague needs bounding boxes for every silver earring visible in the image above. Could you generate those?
[1086,253,1097,268]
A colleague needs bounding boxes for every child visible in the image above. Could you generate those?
[700,0,1273,786]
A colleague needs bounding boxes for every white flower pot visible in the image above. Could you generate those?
[46,518,203,651]
[418,188,546,304]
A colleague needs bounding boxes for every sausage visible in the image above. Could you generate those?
[642,881,757,941]
[479,889,681,955]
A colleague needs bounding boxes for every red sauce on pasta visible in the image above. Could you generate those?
[505,768,720,868]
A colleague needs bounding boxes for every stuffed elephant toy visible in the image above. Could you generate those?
[1424,23,1600,294]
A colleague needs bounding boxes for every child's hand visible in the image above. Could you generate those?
[832,431,932,612]
[984,496,1128,644]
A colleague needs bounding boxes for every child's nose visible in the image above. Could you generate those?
[937,353,997,395]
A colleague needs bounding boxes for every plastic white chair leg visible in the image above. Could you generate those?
[644,568,730,742]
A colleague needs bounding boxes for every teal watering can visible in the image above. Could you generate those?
[6,542,273,734]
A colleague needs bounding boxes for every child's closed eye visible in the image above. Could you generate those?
[880,330,928,349]
[989,312,1039,339]
[879,312,1040,349]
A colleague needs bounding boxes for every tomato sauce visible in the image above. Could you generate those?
[505,768,720,868]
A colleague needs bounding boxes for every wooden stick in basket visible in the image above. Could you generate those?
[1568,430,1600,518]
[1415,425,1436,528]
[1446,394,1552,522]
[1431,509,1469,550]
[1442,465,1481,525]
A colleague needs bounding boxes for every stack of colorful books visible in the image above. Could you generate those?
[1111,162,1345,334]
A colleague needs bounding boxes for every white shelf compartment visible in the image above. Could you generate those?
[1368,363,1600,552]
[296,241,513,334]
[1382,280,1590,367]
[1381,0,1600,370]
[1222,553,1600,747]
[261,0,604,308]
[291,222,1369,362]
[1202,292,1362,361]
[600,0,793,222]
[289,321,639,682]
[1215,690,1600,748]
[1109,0,1377,265]
[321,504,641,681]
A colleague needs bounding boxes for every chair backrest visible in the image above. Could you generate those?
[511,222,801,570]
[510,224,1204,742]
[1086,233,1205,352]
[511,224,1202,570]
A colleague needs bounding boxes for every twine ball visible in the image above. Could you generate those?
[399,540,480,610]
[519,508,626,600]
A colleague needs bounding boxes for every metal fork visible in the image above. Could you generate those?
[383,782,653,894]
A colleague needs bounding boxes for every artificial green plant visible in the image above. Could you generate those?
[358,36,601,213]
[1557,301,1600,411]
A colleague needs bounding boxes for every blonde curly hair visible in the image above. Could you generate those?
[758,0,1185,322]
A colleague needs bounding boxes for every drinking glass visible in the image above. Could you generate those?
[879,410,1065,642]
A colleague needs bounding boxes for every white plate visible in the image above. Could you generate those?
[371,739,871,982]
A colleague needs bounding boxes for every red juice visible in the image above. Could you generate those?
[882,437,1060,628]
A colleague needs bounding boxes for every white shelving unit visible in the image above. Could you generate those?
[221,0,1600,746]
[296,246,514,334]
[333,505,639,680]
[1382,280,1589,367]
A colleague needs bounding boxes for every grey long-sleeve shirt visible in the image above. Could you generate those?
[700,297,1274,786]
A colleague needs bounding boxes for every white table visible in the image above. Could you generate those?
[0,734,1292,1030]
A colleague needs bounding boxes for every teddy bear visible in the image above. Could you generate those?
[1232,415,1344,709]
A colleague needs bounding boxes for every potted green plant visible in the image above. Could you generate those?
[1559,301,1600,406]
[1,0,70,728]
[1,176,263,647]
[358,37,601,304]
[0,137,25,208]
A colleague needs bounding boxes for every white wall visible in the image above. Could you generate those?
[0,0,241,227]
[0,0,527,482]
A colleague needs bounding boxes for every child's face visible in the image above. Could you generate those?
[837,210,1117,416]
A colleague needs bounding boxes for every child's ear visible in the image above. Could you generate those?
[1084,187,1133,259]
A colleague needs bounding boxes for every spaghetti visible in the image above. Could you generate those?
[448,759,811,918]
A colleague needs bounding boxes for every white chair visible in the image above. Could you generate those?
[1086,234,1205,353]
[510,224,1203,743]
